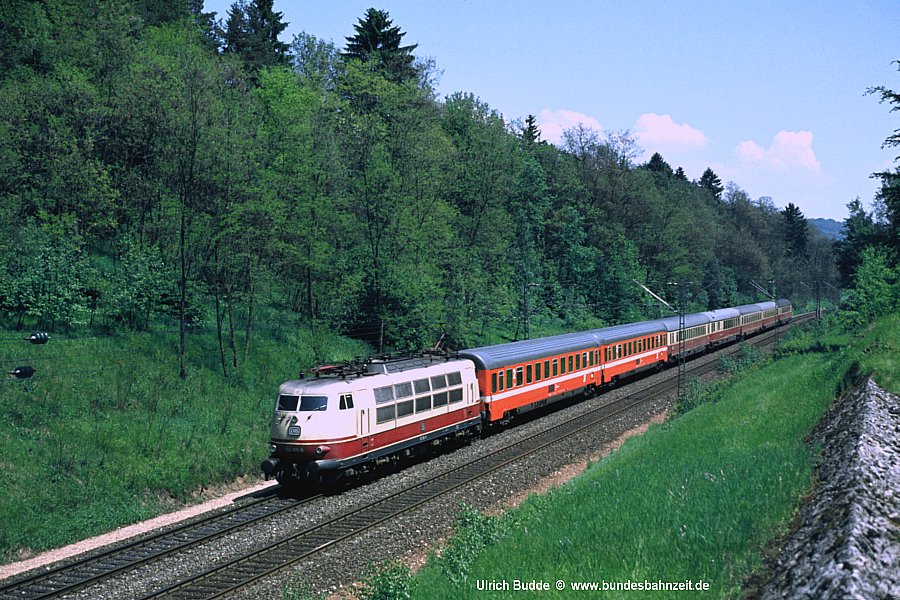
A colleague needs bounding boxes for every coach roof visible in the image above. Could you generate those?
[459,331,602,371]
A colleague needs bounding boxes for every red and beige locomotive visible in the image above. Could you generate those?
[262,299,792,486]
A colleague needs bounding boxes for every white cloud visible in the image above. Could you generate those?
[736,130,821,172]
[635,113,708,148]
[537,109,603,144]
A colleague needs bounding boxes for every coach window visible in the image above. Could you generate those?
[491,372,498,393]
[560,357,567,374]
[526,364,533,384]
[568,355,574,372]
[575,353,581,370]
[552,359,558,376]
[498,372,505,391]
[515,366,523,386]
[536,361,542,381]
[506,368,513,389]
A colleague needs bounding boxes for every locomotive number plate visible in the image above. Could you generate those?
[288,426,301,437]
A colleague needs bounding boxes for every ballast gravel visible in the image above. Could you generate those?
[759,378,900,600]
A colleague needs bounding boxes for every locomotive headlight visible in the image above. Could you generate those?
[315,445,331,456]
[269,444,277,455]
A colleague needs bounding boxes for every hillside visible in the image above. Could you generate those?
[809,218,845,240]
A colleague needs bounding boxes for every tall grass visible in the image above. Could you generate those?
[0,326,367,562]
[406,317,885,599]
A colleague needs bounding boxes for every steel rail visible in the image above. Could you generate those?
[0,491,321,600]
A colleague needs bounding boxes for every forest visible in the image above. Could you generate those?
[0,0,896,372]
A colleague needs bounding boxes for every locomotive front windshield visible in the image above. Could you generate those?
[277,394,328,412]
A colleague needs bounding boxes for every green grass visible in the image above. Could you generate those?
[402,315,898,599]
[0,325,367,563]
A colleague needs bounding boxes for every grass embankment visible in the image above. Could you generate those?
[0,326,367,563]
[394,315,898,599]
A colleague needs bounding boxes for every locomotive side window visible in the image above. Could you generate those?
[376,405,395,424]
[277,395,299,411]
[433,391,449,407]
[431,375,447,390]
[415,395,431,413]
[447,371,463,386]
[449,388,463,403]
[396,400,414,418]
[374,386,394,404]
[394,382,413,399]
[414,378,430,394]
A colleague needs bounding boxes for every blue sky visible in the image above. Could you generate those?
[205,1,899,220]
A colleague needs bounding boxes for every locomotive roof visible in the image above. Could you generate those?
[459,330,604,371]
[776,298,792,307]
[755,300,777,310]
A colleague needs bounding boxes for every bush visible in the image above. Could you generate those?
[357,560,413,600]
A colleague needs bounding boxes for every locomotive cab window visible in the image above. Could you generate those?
[277,394,299,411]
[295,395,327,412]
[339,394,354,410]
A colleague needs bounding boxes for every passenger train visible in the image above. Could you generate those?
[262,299,792,486]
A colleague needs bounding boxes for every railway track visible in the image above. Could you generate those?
[0,316,812,600]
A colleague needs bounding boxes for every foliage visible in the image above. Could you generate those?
[437,504,508,584]
[841,245,899,326]
[356,560,413,600]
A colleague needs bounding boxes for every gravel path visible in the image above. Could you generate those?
[758,378,900,600]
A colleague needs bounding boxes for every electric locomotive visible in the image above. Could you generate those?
[262,354,480,485]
